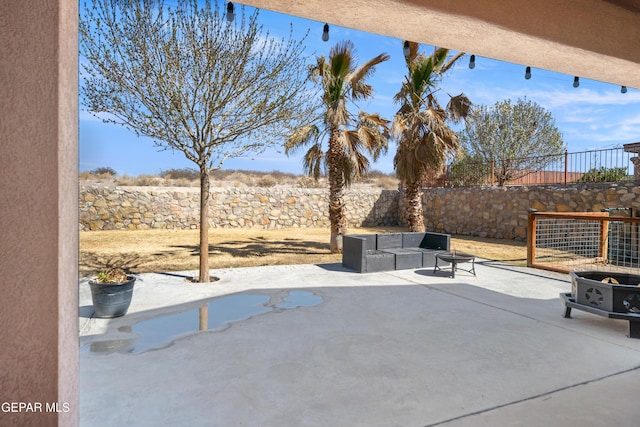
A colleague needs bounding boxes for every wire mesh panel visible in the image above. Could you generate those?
[534,218,603,271]
[528,212,640,274]
[608,221,640,270]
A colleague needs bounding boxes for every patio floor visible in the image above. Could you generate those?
[79,260,640,426]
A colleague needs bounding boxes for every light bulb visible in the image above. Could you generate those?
[525,66,531,80]
[226,2,235,23]
[322,24,329,42]
[621,86,628,94]
[468,54,475,69]
[573,76,580,88]
[403,41,410,57]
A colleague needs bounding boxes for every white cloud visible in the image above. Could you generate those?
[619,113,640,126]
[524,88,640,109]
[560,110,601,124]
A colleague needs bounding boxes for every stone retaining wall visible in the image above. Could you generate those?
[79,186,400,231]
[413,182,640,240]
[80,182,639,241]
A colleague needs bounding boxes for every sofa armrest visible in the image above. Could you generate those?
[421,232,451,251]
[343,234,375,272]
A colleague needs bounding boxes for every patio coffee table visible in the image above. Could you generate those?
[434,251,476,279]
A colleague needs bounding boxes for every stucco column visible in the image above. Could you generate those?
[0,1,78,426]
[631,157,640,181]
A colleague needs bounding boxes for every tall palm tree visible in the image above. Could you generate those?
[393,42,471,232]
[286,41,390,253]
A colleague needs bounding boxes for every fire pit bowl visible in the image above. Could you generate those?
[570,271,640,314]
[562,271,640,338]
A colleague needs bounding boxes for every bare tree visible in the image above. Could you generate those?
[80,0,314,281]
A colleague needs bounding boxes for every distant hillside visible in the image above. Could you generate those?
[79,167,399,190]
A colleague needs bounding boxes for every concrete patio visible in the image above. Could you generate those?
[79,260,640,426]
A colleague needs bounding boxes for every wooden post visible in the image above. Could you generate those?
[600,213,609,264]
[527,209,537,267]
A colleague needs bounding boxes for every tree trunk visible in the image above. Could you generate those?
[198,165,211,282]
[404,180,425,232]
[327,131,347,253]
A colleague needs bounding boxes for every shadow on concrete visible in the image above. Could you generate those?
[477,259,569,283]
[80,251,151,276]
[315,262,353,272]
[79,305,95,319]
[80,280,639,426]
[414,267,469,279]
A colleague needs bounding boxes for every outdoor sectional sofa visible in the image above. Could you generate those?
[342,231,451,273]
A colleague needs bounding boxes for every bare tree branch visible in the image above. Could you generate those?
[80,0,315,280]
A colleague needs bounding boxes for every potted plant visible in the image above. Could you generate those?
[88,268,136,318]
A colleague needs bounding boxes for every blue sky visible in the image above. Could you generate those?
[79,4,640,176]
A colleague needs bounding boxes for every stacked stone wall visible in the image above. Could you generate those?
[79,186,400,231]
[412,182,640,240]
[80,182,639,241]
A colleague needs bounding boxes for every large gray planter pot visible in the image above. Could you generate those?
[88,276,136,318]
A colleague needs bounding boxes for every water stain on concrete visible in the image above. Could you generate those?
[82,290,322,354]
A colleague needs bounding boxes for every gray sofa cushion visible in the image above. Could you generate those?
[377,233,403,249]
[342,231,452,273]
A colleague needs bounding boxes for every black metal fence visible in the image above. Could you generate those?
[430,147,637,187]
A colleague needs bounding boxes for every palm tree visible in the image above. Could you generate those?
[393,42,471,232]
[286,40,390,253]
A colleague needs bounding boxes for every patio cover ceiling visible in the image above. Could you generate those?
[241,0,640,89]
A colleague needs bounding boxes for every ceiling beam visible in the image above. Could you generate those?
[240,0,640,88]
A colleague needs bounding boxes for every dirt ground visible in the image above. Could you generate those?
[79,226,527,277]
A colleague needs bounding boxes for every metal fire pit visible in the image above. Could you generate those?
[434,251,476,279]
[561,271,640,338]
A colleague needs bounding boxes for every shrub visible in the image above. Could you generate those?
[256,175,277,187]
[171,178,196,187]
[374,174,400,189]
[576,166,630,183]
[116,174,161,186]
[159,168,199,180]
[297,176,324,188]
[89,166,117,176]
[269,170,298,181]
[359,170,398,189]
[210,169,237,180]
[363,169,392,180]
